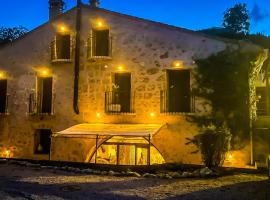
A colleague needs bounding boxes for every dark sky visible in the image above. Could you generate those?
[1,0,269,35]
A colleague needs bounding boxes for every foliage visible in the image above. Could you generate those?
[90,0,100,7]
[0,26,28,45]
[194,49,260,148]
[223,3,250,34]
[187,125,231,168]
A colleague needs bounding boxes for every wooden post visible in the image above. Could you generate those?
[95,135,98,164]
[148,134,151,166]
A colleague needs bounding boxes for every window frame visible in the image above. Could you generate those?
[88,29,112,60]
[51,33,73,63]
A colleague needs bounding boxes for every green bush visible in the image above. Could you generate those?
[192,125,231,168]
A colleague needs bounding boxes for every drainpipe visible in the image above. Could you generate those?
[73,0,82,114]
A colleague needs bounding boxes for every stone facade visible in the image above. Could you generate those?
[0,5,264,166]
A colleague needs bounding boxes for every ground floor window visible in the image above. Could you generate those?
[34,129,52,154]
[90,136,165,165]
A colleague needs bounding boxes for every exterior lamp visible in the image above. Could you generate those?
[96,112,101,117]
[150,112,155,117]
[42,70,48,76]
[118,65,123,71]
[97,21,103,27]
[5,150,10,158]
[60,26,65,32]
[0,72,4,79]
[173,60,183,69]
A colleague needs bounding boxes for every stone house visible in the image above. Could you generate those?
[0,0,267,167]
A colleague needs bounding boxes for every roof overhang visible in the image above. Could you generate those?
[52,123,166,138]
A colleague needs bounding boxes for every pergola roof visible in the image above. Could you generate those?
[53,123,166,138]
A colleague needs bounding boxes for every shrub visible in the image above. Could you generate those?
[190,125,231,168]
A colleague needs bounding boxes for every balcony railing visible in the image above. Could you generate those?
[28,93,55,115]
[87,35,112,60]
[105,91,135,114]
[0,94,10,115]
[160,90,195,114]
[256,99,267,116]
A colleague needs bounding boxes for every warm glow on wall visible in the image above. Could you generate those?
[34,67,52,77]
[92,18,108,29]
[150,112,155,117]
[118,65,123,71]
[61,26,66,32]
[5,150,10,158]
[0,72,5,79]
[172,60,184,68]
[57,24,69,33]
[96,112,101,117]
[97,21,103,27]
[42,70,48,76]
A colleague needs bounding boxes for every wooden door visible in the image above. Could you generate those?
[168,70,190,112]
[114,73,131,112]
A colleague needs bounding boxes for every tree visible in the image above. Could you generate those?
[0,26,28,45]
[223,3,250,35]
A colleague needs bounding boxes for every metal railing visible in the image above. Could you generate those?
[160,90,195,114]
[256,99,267,116]
[105,91,135,114]
[87,35,112,59]
[28,92,55,115]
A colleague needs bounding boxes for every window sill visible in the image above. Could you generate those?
[0,112,10,116]
[160,112,196,116]
[88,56,112,61]
[28,113,55,116]
[51,59,72,63]
[105,112,136,116]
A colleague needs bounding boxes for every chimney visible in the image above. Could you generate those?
[49,0,64,20]
[89,0,100,7]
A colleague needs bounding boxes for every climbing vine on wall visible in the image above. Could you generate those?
[193,48,266,149]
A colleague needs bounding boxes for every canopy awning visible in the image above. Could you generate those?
[53,123,166,138]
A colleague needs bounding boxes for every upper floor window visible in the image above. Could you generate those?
[51,33,72,62]
[161,69,195,114]
[0,79,8,114]
[88,29,112,59]
[256,87,267,116]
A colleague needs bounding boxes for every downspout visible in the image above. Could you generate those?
[73,0,82,114]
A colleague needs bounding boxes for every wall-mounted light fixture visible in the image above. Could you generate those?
[150,112,155,117]
[0,72,5,79]
[172,60,184,69]
[118,65,123,71]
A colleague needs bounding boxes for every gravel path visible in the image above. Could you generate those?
[0,164,269,200]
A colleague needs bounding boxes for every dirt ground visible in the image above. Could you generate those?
[0,163,269,200]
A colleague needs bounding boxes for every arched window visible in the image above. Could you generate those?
[89,136,165,165]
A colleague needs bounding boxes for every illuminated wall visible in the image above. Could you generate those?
[0,6,262,166]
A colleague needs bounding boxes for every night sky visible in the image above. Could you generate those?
[1,0,269,35]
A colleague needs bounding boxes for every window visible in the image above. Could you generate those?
[256,87,267,116]
[51,33,71,61]
[89,29,111,58]
[0,79,7,114]
[105,73,134,113]
[161,70,192,113]
[34,129,52,154]
[90,136,165,165]
[37,77,53,114]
